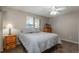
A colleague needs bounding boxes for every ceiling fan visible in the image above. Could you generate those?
[49,6,66,15]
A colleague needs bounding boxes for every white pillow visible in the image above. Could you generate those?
[33,28,40,33]
[21,28,31,33]
[21,27,40,33]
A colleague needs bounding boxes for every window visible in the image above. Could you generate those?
[26,16,34,27]
[34,18,40,28]
[26,16,40,28]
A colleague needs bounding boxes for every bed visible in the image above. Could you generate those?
[18,28,61,53]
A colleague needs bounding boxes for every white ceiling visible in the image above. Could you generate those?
[7,6,79,18]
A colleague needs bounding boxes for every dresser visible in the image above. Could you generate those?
[43,24,52,33]
[4,35,16,51]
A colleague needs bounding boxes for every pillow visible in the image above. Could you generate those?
[33,28,40,33]
[21,28,32,33]
[21,27,40,33]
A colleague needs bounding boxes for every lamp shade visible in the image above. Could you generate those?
[6,24,13,35]
[6,24,13,29]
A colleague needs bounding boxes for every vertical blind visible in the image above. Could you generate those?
[26,16,40,28]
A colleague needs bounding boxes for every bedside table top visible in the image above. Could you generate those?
[4,34,16,36]
[3,34,16,39]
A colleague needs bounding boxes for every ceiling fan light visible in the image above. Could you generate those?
[50,11,59,15]
[50,11,53,15]
[53,11,59,15]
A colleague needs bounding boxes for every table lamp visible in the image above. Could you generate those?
[6,24,13,35]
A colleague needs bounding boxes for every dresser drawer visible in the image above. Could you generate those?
[5,35,16,44]
[6,43,16,50]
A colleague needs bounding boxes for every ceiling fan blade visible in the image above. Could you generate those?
[56,8,65,11]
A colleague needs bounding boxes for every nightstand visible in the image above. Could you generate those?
[3,35,16,51]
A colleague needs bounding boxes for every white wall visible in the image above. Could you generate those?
[3,8,48,45]
[0,11,3,52]
[3,8,48,31]
[49,12,78,44]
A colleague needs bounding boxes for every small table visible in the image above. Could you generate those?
[3,35,17,51]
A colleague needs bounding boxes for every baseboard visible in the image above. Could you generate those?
[62,39,79,44]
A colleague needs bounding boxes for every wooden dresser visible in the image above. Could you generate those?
[43,24,52,33]
[4,35,16,51]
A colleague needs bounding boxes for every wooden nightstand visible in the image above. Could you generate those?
[3,35,16,51]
